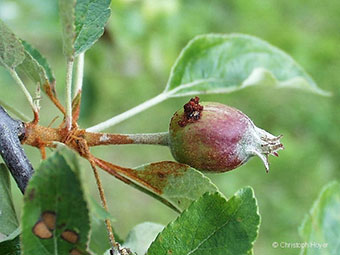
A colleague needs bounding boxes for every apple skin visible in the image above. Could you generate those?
[169,99,283,173]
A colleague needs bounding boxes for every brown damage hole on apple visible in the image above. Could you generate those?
[178,97,203,127]
[61,229,79,244]
[32,210,57,239]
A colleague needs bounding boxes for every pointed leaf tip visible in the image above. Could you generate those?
[164,34,330,97]
[0,20,25,69]
[74,0,112,56]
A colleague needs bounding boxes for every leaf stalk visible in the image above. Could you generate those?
[73,52,85,98]
[86,92,169,132]
[65,60,74,130]
[8,68,38,116]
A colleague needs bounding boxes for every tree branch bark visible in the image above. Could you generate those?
[0,106,34,193]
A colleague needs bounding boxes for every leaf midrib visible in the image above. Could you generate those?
[186,196,245,255]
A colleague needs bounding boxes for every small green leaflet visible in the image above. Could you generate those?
[123,222,164,255]
[16,41,56,96]
[164,34,330,97]
[21,149,90,255]
[0,164,19,236]
[0,164,20,255]
[15,52,48,91]
[0,20,25,69]
[148,188,260,255]
[21,41,55,85]
[74,0,111,56]
[299,181,340,255]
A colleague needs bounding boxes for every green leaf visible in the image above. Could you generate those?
[123,222,164,255]
[0,20,25,69]
[15,52,49,90]
[148,188,260,255]
[21,41,55,85]
[16,41,56,96]
[88,215,111,254]
[58,0,76,60]
[299,181,340,255]
[164,34,330,97]
[0,228,21,255]
[131,161,218,212]
[21,149,91,255]
[74,0,111,56]
[0,164,19,236]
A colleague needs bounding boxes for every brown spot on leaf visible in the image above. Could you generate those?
[61,229,79,244]
[133,161,188,194]
[178,97,203,127]
[69,248,82,255]
[42,211,56,230]
[32,220,53,239]
[168,250,173,254]
[157,172,165,179]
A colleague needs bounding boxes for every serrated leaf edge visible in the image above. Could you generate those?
[148,187,260,254]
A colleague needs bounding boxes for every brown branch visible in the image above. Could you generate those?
[23,122,169,148]
[88,158,118,250]
[84,132,169,147]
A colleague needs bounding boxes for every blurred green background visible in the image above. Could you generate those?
[0,0,339,254]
